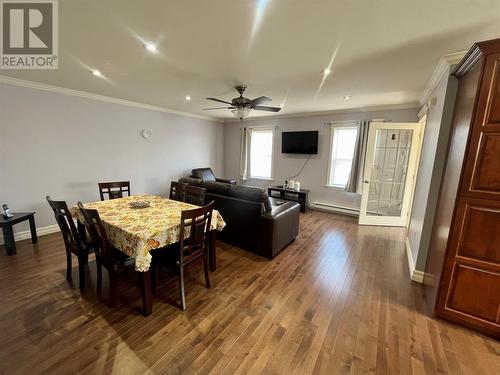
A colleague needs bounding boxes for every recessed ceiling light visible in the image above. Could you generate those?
[145,42,158,53]
[344,95,351,100]
[323,68,331,76]
[91,69,103,77]
[185,95,191,102]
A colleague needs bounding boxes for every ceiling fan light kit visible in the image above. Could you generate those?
[231,108,251,120]
[204,85,281,120]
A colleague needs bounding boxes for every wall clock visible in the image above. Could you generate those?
[141,129,152,140]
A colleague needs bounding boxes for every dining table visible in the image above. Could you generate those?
[71,194,226,316]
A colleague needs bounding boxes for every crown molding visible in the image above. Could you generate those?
[453,45,482,79]
[0,75,222,123]
[223,102,420,123]
[419,50,467,107]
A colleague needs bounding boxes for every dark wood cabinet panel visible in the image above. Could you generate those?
[428,40,500,338]
[458,202,500,263]
[485,57,500,124]
[471,134,500,192]
[462,53,500,198]
[448,264,500,323]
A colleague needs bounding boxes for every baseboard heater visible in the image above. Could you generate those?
[310,202,359,217]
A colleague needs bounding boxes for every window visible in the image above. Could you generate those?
[327,124,358,188]
[250,128,273,179]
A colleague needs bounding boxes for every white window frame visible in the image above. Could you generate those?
[326,122,359,190]
[249,127,274,180]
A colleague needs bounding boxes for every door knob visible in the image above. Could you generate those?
[364,180,370,184]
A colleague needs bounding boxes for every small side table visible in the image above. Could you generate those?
[0,212,37,255]
[268,186,310,213]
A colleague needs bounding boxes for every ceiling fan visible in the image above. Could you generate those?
[204,85,281,120]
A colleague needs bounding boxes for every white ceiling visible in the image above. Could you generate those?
[2,0,500,120]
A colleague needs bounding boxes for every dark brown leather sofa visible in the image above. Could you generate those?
[179,178,300,259]
[191,168,236,185]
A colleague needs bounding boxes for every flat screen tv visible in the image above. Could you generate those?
[282,131,319,154]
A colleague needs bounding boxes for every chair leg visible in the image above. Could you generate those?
[66,251,72,280]
[179,265,186,311]
[203,256,211,289]
[78,257,86,290]
[151,264,157,293]
[96,259,103,293]
[109,269,117,307]
[81,252,89,265]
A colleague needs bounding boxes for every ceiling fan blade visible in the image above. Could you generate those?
[203,107,235,110]
[250,96,271,106]
[253,105,281,112]
[206,97,233,105]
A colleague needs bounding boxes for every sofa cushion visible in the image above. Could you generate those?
[229,185,272,212]
[179,177,202,186]
[202,181,232,196]
[192,168,216,181]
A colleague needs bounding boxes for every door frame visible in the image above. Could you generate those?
[358,122,421,226]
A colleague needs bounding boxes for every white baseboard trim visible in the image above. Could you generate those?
[310,202,359,217]
[0,224,60,246]
[405,237,424,283]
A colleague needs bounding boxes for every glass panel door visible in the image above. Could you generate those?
[359,123,420,226]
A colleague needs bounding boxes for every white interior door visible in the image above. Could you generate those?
[359,122,420,226]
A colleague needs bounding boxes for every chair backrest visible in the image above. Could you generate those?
[184,185,206,206]
[170,181,187,202]
[98,181,130,201]
[77,202,113,262]
[46,196,81,253]
[179,201,214,265]
[191,168,216,181]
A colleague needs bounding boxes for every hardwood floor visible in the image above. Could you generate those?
[0,210,498,374]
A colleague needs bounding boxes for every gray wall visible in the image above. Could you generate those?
[407,68,458,272]
[224,107,419,210]
[0,83,224,234]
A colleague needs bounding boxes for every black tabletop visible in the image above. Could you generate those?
[0,212,35,225]
[269,185,310,193]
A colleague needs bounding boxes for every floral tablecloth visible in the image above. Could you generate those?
[71,194,226,272]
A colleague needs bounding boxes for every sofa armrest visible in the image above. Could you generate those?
[216,177,237,185]
[179,177,203,186]
[260,202,300,258]
[263,201,298,219]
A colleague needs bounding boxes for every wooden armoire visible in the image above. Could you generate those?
[424,38,500,338]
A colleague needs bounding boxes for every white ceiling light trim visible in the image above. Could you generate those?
[144,42,158,53]
[0,75,221,122]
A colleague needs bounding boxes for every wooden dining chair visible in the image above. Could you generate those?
[169,181,187,202]
[77,202,139,309]
[155,201,214,310]
[98,181,130,201]
[184,185,206,206]
[46,196,95,290]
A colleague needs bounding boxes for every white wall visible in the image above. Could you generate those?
[407,68,458,273]
[0,83,224,234]
[223,107,418,210]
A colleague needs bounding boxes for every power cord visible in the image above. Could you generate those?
[287,154,312,179]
